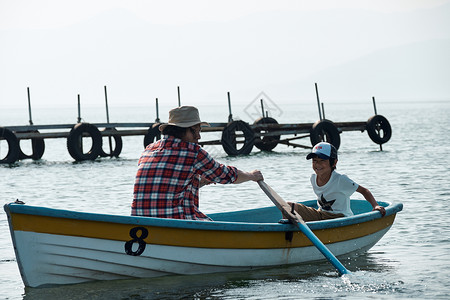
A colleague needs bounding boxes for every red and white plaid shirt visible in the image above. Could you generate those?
[132,137,238,220]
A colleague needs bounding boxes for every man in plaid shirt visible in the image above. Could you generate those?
[132,106,263,220]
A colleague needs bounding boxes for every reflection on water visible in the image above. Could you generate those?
[22,251,402,300]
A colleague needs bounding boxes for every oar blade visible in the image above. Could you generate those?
[297,221,351,275]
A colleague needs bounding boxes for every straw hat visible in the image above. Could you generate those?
[159,106,210,131]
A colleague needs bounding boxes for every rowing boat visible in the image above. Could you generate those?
[4,199,402,287]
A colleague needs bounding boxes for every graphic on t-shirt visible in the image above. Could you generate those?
[319,194,336,211]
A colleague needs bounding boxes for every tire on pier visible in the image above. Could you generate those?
[99,128,123,158]
[143,123,161,148]
[253,117,280,151]
[221,120,254,156]
[17,130,45,160]
[0,127,19,164]
[67,123,103,161]
[366,115,392,145]
[310,119,341,150]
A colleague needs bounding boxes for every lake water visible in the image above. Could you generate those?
[1,100,449,299]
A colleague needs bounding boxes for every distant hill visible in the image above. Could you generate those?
[260,39,450,103]
[307,39,450,102]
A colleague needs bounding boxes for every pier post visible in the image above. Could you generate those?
[260,99,265,118]
[104,86,113,156]
[177,86,181,107]
[104,86,110,123]
[372,96,378,115]
[155,98,160,123]
[77,94,81,123]
[227,92,233,122]
[372,96,382,151]
[27,87,33,125]
[315,83,323,121]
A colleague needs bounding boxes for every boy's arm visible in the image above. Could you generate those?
[356,185,386,217]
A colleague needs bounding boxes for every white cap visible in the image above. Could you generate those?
[306,142,338,160]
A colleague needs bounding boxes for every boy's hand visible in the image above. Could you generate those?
[373,205,386,217]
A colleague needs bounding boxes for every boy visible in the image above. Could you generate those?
[288,142,385,221]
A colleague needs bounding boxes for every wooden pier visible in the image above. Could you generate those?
[0,86,392,164]
[0,118,391,164]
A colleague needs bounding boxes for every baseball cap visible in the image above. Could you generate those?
[306,142,338,160]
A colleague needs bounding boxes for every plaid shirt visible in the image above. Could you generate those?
[132,137,238,220]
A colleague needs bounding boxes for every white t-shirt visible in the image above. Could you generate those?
[310,170,358,216]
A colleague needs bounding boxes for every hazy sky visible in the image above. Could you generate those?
[1,0,449,110]
[1,0,446,29]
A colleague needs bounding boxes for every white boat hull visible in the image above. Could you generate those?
[4,200,402,287]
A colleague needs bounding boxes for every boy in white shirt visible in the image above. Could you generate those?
[287,142,385,222]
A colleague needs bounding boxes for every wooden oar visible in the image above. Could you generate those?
[257,180,351,275]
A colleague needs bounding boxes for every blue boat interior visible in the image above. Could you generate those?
[209,200,384,223]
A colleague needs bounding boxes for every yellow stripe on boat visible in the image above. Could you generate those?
[10,212,395,249]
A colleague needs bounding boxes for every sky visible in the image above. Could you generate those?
[1,0,446,29]
[1,0,449,110]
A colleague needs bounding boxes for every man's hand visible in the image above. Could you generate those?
[248,170,264,182]
[234,169,264,184]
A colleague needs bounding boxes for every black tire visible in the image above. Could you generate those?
[143,123,161,148]
[221,120,254,156]
[99,128,123,157]
[310,119,341,150]
[366,115,392,144]
[253,117,280,151]
[0,127,19,164]
[67,123,102,161]
[17,130,45,160]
